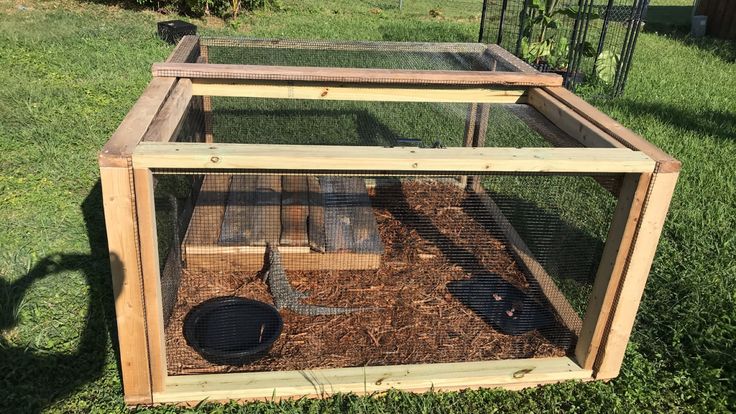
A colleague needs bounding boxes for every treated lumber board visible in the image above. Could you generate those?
[152,63,564,87]
[307,176,326,253]
[199,37,489,53]
[99,167,152,404]
[165,35,200,64]
[190,80,528,103]
[133,143,657,174]
[219,175,258,244]
[321,177,382,253]
[471,186,583,334]
[527,88,625,149]
[153,356,590,403]
[196,53,214,143]
[132,169,167,393]
[182,174,231,261]
[594,172,679,379]
[184,250,380,272]
[253,175,282,245]
[143,79,193,143]
[280,176,309,246]
[575,173,651,369]
[540,87,681,173]
[99,77,177,167]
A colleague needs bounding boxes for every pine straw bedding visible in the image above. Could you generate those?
[165,180,568,375]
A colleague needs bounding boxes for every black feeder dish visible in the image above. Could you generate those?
[183,297,283,366]
[447,276,557,335]
[157,20,197,45]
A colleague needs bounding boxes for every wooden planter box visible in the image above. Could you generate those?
[99,36,680,406]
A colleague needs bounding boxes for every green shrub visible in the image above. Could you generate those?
[136,0,282,18]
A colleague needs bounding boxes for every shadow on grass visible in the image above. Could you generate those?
[644,10,736,64]
[0,182,120,413]
[616,99,736,142]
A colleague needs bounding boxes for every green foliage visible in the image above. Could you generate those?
[135,0,283,18]
[595,50,620,84]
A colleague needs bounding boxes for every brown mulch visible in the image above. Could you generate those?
[165,180,567,375]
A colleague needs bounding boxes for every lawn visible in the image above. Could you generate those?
[0,0,735,412]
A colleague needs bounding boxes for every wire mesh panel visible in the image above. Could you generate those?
[152,170,616,376]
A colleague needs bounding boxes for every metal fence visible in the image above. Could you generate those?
[480,0,648,96]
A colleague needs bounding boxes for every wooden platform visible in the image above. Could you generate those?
[182,175,383,271]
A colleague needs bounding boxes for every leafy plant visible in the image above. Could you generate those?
[595,50,621,84]
[518,0,599,70]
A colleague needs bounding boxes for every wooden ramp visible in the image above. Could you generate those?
[182,175,383,271]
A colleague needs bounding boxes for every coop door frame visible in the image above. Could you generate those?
[99,36,680,406]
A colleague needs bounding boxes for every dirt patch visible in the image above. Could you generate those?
[165,180,568,375]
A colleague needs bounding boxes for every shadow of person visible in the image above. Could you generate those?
[0,181,120,413]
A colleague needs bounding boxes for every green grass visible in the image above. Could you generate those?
[1,0,735,412]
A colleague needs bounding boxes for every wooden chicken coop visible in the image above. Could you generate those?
[99,36,680,406]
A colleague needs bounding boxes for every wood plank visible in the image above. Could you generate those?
[99,167,152,404]
[199,37,489,53]
[484,44,537,73]
[182,174,231,259]
[196,52,215,143]
[165,35,200,64]
[471,186,583,334]
[594,172,679,379]
[99,77,177,167]
[321,177,355,252]
[143,79,193,143]
[328,177,382,253]
[540,87,681,173]
[133,169,167,393]
[133,143,657,174]
[253,175,281,245]
[184,250,380,272]
[280,175,309,246]
[153,63,564,87]
[153,356,590,403]
[575,173,651,369]
[307,176,326,253]
[190,80,528,103]
[528,88,625,149]
[219,175,257,244]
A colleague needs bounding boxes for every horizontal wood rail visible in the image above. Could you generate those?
[154,357,590,403]
[190,79,527,103]
[152,63,563,86]
[132,143,655,173]
[200,37,489,53]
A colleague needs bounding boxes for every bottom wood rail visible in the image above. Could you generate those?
[153,357,591,404]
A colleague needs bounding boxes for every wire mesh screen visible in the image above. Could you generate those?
[153,170,616,375]
[480,0,648,95]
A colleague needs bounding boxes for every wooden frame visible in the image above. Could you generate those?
[99,36,680,406]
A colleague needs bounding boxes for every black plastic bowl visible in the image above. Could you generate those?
[183,297,283,366]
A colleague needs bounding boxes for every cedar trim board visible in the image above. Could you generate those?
[152,63,563,87]
[190,80,528,104]
[540,87,681,173]
[132,143,656,174]
[153,357,590,403]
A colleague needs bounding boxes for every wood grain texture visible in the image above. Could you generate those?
[219,175,257,244]
[575,173,651,369]
[307,176,326,253]
[133,143,656,174]
[540,87,681,172]
[153,356,590,403]
[142,79,193,143]
[153,62,564,86]
[594,172,679,379]
[199,37,489,53]
[183,249,380,272]
[100,167,152,404]
[190,80,527,103]
[280,175,309,246]
[133,169,167,393]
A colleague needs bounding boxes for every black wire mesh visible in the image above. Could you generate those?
[479,0,648,95]
[153,169,616,375]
